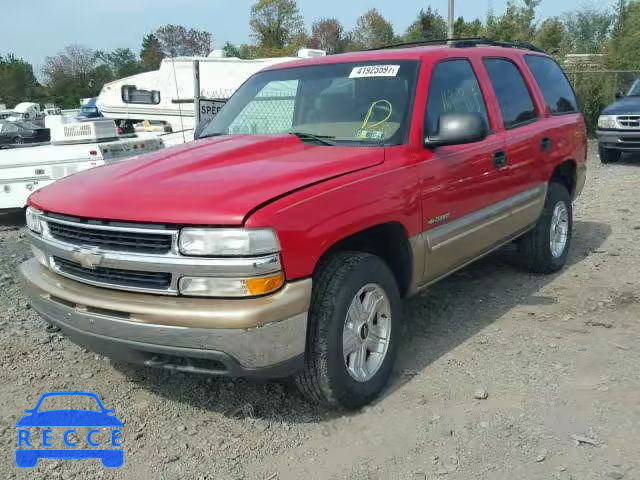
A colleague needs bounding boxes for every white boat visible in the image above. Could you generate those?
[0,119,163,212]
[96,49,326,132]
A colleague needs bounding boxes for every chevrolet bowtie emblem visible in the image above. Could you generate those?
[72,248,103,270]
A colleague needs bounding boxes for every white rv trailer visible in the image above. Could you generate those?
[0,119,163,212]
[96,49,326,132]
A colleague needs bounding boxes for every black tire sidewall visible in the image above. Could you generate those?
[320,254,401,408]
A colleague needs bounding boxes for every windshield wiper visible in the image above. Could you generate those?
[199,132,226,139]
[289,131,337,146]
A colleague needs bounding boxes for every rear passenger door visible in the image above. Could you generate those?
[482,57,548,231]
[523,55,585,187]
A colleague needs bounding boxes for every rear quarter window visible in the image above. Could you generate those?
[525,55,579,115]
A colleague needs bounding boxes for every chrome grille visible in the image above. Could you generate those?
[30,212,282,296]
[47,218,173,254]
[53,256,172,290]
[616,115,640,129]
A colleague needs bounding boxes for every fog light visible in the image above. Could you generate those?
[179,272,285,297]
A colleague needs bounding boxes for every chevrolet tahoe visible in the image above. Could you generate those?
[21,40,587,409]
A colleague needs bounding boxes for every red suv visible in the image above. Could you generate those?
[21,40,587,409]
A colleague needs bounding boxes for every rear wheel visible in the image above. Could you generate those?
[599,145,621,163]
[295,252,401,409]
[518,182,572,274]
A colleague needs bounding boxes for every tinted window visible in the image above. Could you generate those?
[426,60,488,136]
[525,55,578,114]
[484,58,538,129]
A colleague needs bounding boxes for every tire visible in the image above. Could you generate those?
[599,145,621,164]
[295,252,401,409]
[518,182,572,274]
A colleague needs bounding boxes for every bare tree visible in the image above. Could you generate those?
[310,18,346,54]
[154,25,212,57]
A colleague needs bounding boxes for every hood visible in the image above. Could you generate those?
[602,96,640,115]
[29,135,384,225]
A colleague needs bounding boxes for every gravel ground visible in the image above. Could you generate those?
[1,142,639,480]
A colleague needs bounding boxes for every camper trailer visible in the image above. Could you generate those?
[96,49,326,133]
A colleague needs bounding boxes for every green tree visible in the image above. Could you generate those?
[485,0,540,42]
[534,17,567,53]
[96,48,142,79]
[563,7,614,54]
[42,45,103,108]
[349,8,395,50]
[140,34,164,70]
[453,18,485,38]
[225,42,260,59]
[404,7,447,42]
[249,0,306,52]
[606,0,640,68]
[0,54,42,107]
[310,18,346,54]
[154,24,212,57]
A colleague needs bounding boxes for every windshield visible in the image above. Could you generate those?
[627,78,640,96]
[200,61,419,145]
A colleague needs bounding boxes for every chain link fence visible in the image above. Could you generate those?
[567,70,640,134]
[228,82,297,135]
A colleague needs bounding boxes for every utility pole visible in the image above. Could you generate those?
[193,60,201,128]
[448,0,455,39]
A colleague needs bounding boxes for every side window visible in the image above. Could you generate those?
[525,55,578,114]
[425,59,489,137]
[483,58,538,129]
[121,85,161,105]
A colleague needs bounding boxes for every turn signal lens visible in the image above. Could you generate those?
[178,272,285,297]
[246,272,285,296]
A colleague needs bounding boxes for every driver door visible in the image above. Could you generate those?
[417,58,508,283]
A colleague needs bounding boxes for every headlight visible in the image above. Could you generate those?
[597,115,617,129]
[179,272,285,297]
[26,206,43,234]
[179,228,280,256]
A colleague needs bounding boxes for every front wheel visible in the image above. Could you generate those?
[518,182,572,274]
[599,145,621,164]
[295,252,401,409]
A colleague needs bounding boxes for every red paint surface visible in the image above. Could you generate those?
[29,46,587,282]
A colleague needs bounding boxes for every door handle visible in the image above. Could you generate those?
[541,137,552,152]
[492,150,508,169]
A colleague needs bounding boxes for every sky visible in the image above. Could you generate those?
[2,0,616,73]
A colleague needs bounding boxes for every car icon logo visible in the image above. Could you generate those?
[15,391,124,468]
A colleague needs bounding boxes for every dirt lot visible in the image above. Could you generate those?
[1,142,639,480]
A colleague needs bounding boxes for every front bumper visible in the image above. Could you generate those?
[597,129,640,151]
[20,259,312,378]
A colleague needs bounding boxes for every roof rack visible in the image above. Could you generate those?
[368,37,545,53]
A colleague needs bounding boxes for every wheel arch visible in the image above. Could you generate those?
[315,222,414,298]
[549,159,577,198]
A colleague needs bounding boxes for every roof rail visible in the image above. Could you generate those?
[368,37,545,53]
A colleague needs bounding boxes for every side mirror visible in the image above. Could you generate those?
[615,91,625,100]
[424,112,488,148]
